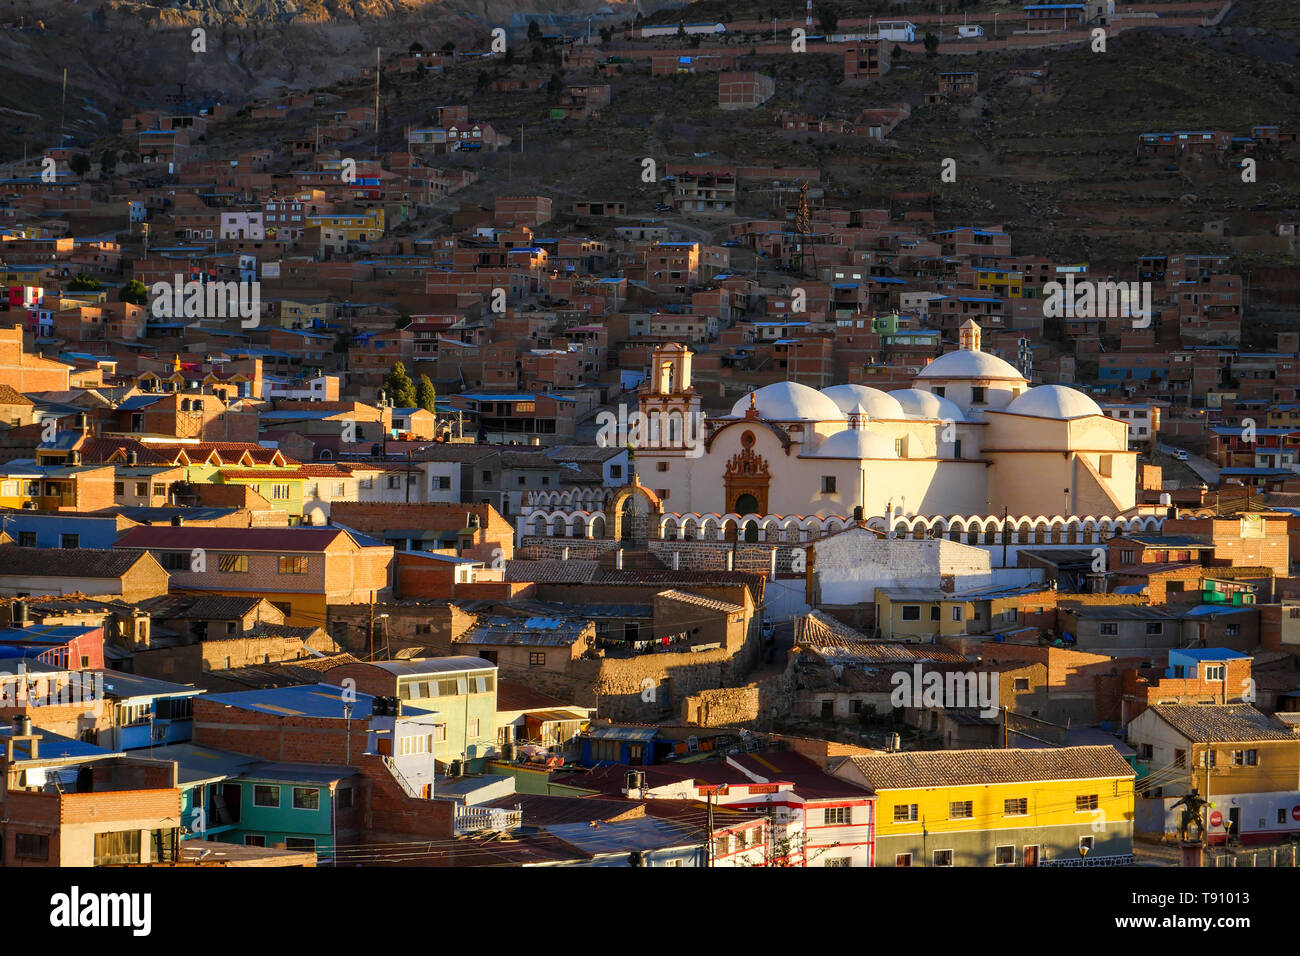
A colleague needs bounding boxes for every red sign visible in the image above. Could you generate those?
[1291,806,1300,822]
[1209,811,1223,828]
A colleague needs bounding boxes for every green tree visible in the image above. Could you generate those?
[441,41,455,55]
[100,149,119,176]
[118,279,148,305]
[527,19,541,41]
[68,273,101,292]
[384,361,418,408]
[69,153,91,178]
[548,71,565,98]
[415,374,437,414]
[409,41,424,54]
[923,32,939,57]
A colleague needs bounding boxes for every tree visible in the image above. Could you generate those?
[68,273,101,292]
[409,41,424,54]
[100,149,119,176]
[441,41,455,55]
[527,19,541,41]
[415,374,437,414]
[119,279,148,305]
[547,71,565,98]
[69,153,91,178]
[923,32,939,58]
[384,361,418,408]
[677,21,686,37]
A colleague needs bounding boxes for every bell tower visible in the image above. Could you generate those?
[638,343,701,449]
[959,318,982,352]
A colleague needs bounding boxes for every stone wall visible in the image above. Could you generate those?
[680,686,760,727]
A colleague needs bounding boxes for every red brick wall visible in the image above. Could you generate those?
[192,697,363,763]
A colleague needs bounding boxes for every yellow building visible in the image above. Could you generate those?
[1126,703,1300,845]
[835,745,1135,866]
[975,268,1024,299]
[305,208,385,241]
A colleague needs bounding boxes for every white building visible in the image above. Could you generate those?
[632,321,1136,521]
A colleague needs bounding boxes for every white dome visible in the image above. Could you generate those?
[1003,384,1103,419]
[889,388,966,422]
[820,384,906,419]
[729,381,844,421]
[812,428,899,459]
[916,349,1026,381]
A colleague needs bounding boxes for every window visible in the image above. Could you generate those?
[610,465,622,479]
[1076,794,1099,811]
[1204,664,1225,681]
[529,652,545,666]
[1200,749,1217,769]
[1145,622,1163,635]
[1099,623,1117,636]
[901,605,921,621]
[432,724,447,742]
[337,787,355,809]
[285,838,316,851]
[1120,550,1135,564]
[893,804,918,822]
[895,853,912,867]
[952,606,963,621]
[821,476,836,494]
[113,481,124,496]
[60,534,79,549]
[894,437,904,457]
[995,845,1015,866]
[481,470,492,482]
[468,718,481,737]
[1004,798,1028,816]
[14,833,48,860]
[970,386,986,404]
[932,849,954,867]
[823,806,852,825]
[254,785,281,807]
[930,606,941,621]
[278,556,309,574]
[93,830,141,866]
[1079,836,1095,854]
[218,554,249,573]
[17,532,35,548]
[244,835,267,847]
[1013,678,1030,691]
[824,857,851,867]
[292,787,320,810]
[949,801,973,819]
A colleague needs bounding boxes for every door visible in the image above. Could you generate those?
[1023,845,1039,867]
[1228,807,1240,842]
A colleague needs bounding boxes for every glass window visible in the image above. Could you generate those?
[254,785,281,807]
[292,787,320,810]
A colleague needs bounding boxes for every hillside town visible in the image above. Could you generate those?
[0,0,1297,884]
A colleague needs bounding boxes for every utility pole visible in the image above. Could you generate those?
[706,788,715,867]
[1001,504,1009,568]
[374,47,381,158]
[368,590,375,660]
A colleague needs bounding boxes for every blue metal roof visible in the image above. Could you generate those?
[203,683,375,719]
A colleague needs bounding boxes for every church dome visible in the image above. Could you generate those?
[729,381,844,422]
[916,349,1025,381]
[889,388,966,422]
[1003,384,1103,419]
[812,428,899,459]
[820,384,906,420]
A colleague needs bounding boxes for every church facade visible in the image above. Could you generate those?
[631,321,1137,521]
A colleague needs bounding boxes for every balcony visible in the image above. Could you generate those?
[452,804,522,836]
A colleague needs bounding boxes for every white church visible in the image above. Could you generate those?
[631,320,1137,521]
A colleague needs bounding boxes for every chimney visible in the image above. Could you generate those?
[562,546,570,561]
[672,551,680,570]
[171,515,184,527]
[11,599,28,627]
[128,450,138,466]
[616,549,624,570]
[726,550,734,571]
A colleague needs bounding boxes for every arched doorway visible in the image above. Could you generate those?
[742,520,759,543]
[734,493,760,516]
[620,494,650,545]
